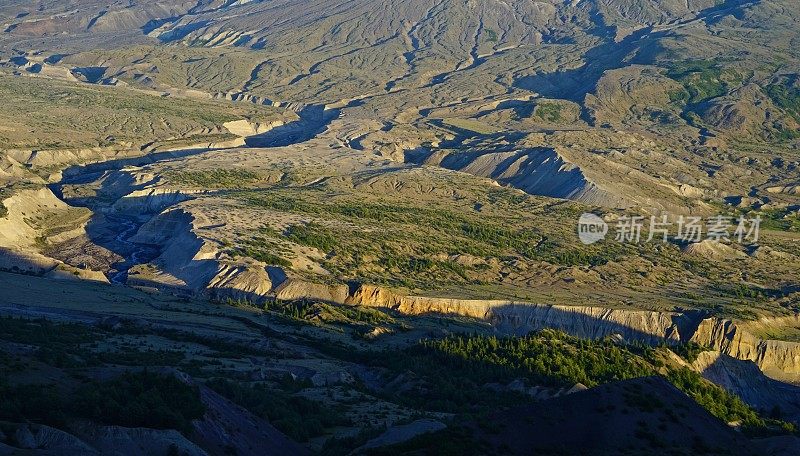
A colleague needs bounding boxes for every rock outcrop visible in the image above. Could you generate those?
[207,263,275,304]
[129,208,220,289]
[0,188,108,281]
[112,188,197,214]
[223,119,287,137]
[343,284,694,344]
[691,318,800,383]
[682,239,747,260]
[274,279,350,304]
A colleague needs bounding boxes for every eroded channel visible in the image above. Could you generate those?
[50,104,337,284]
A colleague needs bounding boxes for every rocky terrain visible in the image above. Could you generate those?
[0,0,799,454]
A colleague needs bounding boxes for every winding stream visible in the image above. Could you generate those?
[107,217,159,284]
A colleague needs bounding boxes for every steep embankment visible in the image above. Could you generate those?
[693,318,800,383]
[0,187,107,282]
[415,147,631,207]
[411,144,700,211]
[90,178,800,387]
[271,279,800,384]
[129,206,280,300]
[691,351,800,421]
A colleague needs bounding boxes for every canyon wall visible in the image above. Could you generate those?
[272,279,800,383]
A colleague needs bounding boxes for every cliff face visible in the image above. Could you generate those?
[0,188,107,281]
[415,147,632,208]
[692,351,800,422]
[486,304,694,345]
[344,284,692,344]
[112,188,197,214]
[271,282,800,383]
[691,318,800,383]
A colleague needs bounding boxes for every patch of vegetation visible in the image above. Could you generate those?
[0,316,192,369]
[0,316,99,345]
[759,208,800,232]
[667,342,707,363]
[0,371,205,434]
[228,234,294,268]
[764,82,800,123]
[72,371,206,433]
[710,201,800,234]
[666,61,741,104]
[207,378,350,442]
[0,316,100,368]
[131,324,277,359]
[323,303,397,327]
[773,126,800,142]
[484,29,498,43]
[534,102,563,122]
[286,222,338,253]
[233,297,400,335]
[238,191,625,284]
[406,330,655,389]
[380,256,469,280]
[666,368,795,435]
[0,75,283,149]
[167,169,260,188]
[345,330,795,435]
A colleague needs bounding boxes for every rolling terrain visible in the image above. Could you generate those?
[0,0,799,454]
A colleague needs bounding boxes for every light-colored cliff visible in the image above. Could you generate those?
[264,281,800,383]
[692,318,800,383]
[208,263,275,304]
[0,187,70,248]
[342,284,691,344]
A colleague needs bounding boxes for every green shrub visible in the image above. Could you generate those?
[765,83,800,122]
[534,103,563,122]
[168,169,259,188]
[0,371,205,434]
[71,371,205,433]
[207,378,349,442]
[286,223,338,252]
[349,331,794,435]
[666,62,740,104]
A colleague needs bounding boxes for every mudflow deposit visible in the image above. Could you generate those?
[1,0,800,455]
